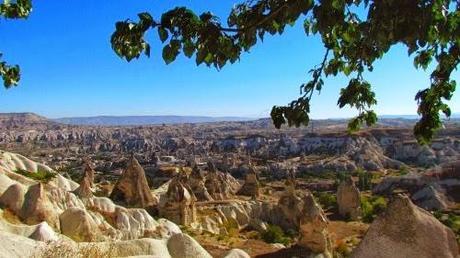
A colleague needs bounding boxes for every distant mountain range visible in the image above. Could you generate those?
[0,112,458,127]
[53,115,255,126]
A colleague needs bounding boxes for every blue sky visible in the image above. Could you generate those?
[0,1,458,119]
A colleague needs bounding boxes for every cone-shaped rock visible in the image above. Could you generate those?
[204,161,235,200]
[337,177,361,220]
[73,174,93,198]
[352,195,459,258]
[73,159,95,198]
[82,159,95,188]
[189,165,213,201]
[110,156,157,208]
[298,193,333,255]
[237,164,260,198]
[159,175,197,226]
[0,183,26,215]
[20,183,59,230]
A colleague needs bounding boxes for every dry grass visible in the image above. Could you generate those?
[32,241,117,258]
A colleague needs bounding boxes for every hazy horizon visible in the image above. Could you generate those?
[4,111,460,121]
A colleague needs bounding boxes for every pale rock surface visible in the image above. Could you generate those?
[351,195,459,258]
[0,150,52,174]
[0,230,43,258]
[59,207,102,242]
[157,218,182,238]
[222,248,251,258]
[0,173,18,195]
[0,150,211,258]
[28,221,60,242]
[0,210,58,242]
[167,233,213,258]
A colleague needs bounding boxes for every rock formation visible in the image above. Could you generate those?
[411,184,450,211]
[275,174,304,230]
[167,233,213,258]
[298,193,333,256]
[20,183,60,230]
[204,161,234,200]
[159,175,197,226]
[82,159,95,187]
[59,207,102,242]
[337,177,361,220]
[73,159,95,198]
[0,183,26,215]
[0,150,214,258]
[189,165,213,201]
[237,164,260,198]
[110,156,158,209]
[352,195,459,258]
[222,248,251,258]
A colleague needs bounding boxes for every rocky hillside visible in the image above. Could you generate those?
[0,113,58,130]
[54,115,253,126]
[1,113,459,175]
[0,150,248,258]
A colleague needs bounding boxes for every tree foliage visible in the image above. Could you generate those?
[111,0,459,144]
[0,0,32,88]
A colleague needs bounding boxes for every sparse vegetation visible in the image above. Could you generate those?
[261,224,291,245]
[223,218,240,237]
[361,195,387,223]
[335,239,352,257]
[315,191,337,210]
[357,170,373,191]
[433,211,460,243]
[14,168,57,183]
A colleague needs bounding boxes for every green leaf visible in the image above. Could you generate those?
[183,40,195,58]
[158,27,168,43]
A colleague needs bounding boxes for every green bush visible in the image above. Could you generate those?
[434,212,460,242]
[316,191,337,210]
[15,169,57,183]
[361,195,387,223]
[261,224,290,245]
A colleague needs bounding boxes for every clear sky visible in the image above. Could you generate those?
[0,1,458,119]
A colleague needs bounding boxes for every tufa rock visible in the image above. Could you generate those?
[167,233,213,258]
[351,195,459,258]
[73,160,95,198]
[274,175,304,230]
[298,194,333,256]
[110,156,157,209]
[411,184,450,211]
[205,161,233,200]
[189,165,213,201]
[159,175,197,226]
[337,178,361,220]
[0,183,26,215]
[59,207,102,242]
[237,164,260,198]
[20,183,60,230]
